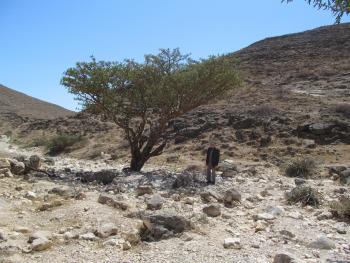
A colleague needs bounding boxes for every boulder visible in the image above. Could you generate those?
[79,232,98,241]
[9,160,25,175]
[273,253,300,263]
[203,204,221,217]
[28,155,41,170]
[31,237,52,251]
[141,211,190,241]
[97,194,129,211]
[77,170,118,185]
[223,188,241,206]
[339,169,350,185]
[223,238,241,249]
[146,194,164,210]
[28,231,51,243]
[136,185,153,196]
[94,223,118,238]
[308,236,335,250]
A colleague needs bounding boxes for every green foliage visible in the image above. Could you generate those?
[46,134,85,155]
[283,0,350,23]
[330,197,350,222]
[286,186,321,207]
[61,48,241,171]
[30,137,48,147]
[283,157,317,178]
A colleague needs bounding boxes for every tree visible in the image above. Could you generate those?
[283,0,350,23]
[61,48,240,171]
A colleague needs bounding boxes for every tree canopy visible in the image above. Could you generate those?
[61,48,240,171]
[283,0,350,23]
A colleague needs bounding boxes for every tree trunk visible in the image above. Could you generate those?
[130,155,147,172]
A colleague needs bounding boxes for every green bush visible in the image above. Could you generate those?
[286,186,321,207]
[330,197,350,222]
[46,134,85,155]
[283,157,317,178]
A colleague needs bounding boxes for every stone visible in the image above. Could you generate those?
[24,191,37,200]
[265,205,285,217]
[141,211,190,241]
[273,253,299,263]
[223,237,241,249]
[77,170,118,185]
[339,169,350,185]
[0,229,7,241]
[28,155,41,170]
[97,194,129,210]
[223,188,241,207]
[31,237,52,251]
[48,187,71,196]
[13,226,31,234]
[122,228,141,245]
[28,231,51,243]
[183,197,194,205]
[121,240,131,250]
[146,194,164,210]
[200,190,221,203]
[0,158,11,169]
[253,213,275,221]
[203,204,221,217]
[80,232,98,241]
[309,236,336,250]
[136,185,153,196]
[10,160,25,175]
[294,178,307,185]
[94,223,118,238]
[103,238,121,247]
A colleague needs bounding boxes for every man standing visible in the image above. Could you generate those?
[206,142,220,185]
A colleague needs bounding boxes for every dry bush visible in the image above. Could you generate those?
[330,197,350,222]
[286,186,321,207]
[283,157,317,178]
[46,134,86,155]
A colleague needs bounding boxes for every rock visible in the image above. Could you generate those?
[121,240,131,250]
[0,158,11,169]
[10,160,25,175]
[253,213,275,221]
[103,238,121,247]
[279,230,295,239]
[335,223,347,234]
[97,194,129,210]
[273,253,300,263]
[94,223,118,238]
[37,200,63,211]
[183,197,194,205]
[316,211,332,220]
[218,159,238,172]
[77,170,118,184]
[146,194,164,210]
[0,229,7,242]
[28,231,51,243]
[48,187,71,196]
[136,185,153,196]
[141,210,190,241]
[339,169,350,185]
[80,232,98,241]
[221,170,236,178]
[203,204,221,217]
[24,191,37,200]
[309,236,336,250]
[294,178,307,185]
[28,155,41,169]
[31,237,52,251]
[13,226,31,234]
[200,190,221,203]
[265,205,285,217]
[223,188,241,206]
[223,237,241,249]
[0,168,13,178]
[122,228,141,245]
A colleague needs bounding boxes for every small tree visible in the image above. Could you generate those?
[61,48,240,171]
[283,0,350,23]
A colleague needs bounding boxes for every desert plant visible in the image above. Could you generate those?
[283,0,349,23]
[46,134,85,155]
[286,186,321,207]
[283,157,317,178]
[62,48,240,171]
[330,197,350,222]
[334,103,350,119]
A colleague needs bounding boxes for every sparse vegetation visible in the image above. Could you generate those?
[248,105,277,117]
[4,130,12,138]
[330,197,350,222]
[62,48,240,171]
[46,134,86,155]
[283,157,317,178]
[286,186,321,207]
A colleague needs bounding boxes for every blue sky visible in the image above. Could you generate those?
[1,0,349,111]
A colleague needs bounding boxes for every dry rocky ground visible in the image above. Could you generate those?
[0,135,349,263]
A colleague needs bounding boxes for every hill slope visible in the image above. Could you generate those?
[0,84,74,123]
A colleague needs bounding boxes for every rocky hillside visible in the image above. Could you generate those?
[0,84,74,126]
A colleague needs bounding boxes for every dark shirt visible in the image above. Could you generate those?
[206,147,220,167]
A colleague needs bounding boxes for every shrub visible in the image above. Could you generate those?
[286,186,321,207]
[330,197,350,222]
[4,130,12,138]
[30,137,48,147]
[46,134,85,155]
[283,157,317,178]
[172,172,199,188]
[334,103,350,119]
